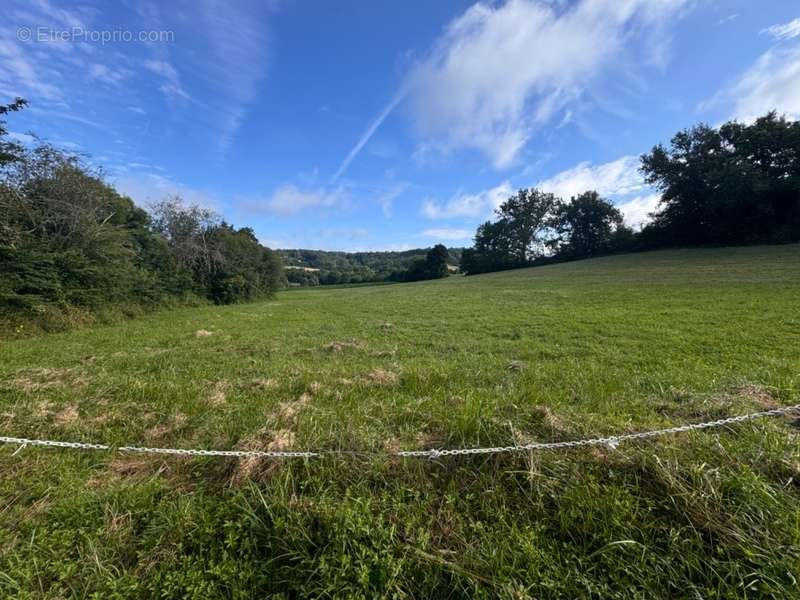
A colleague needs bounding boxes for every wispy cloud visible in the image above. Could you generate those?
[333,90,405,181]
[536,156,645,200]
[404,0,689,169]
[616,193,660,229]
[134,0,274,153]
[144,59,189,100]
[763,17,800,40]
[705,45,800,122]
[421,181,512,220]
[537,155,660,227]
[241,184,344,216]
[114,171,220,211]
[89,63,132,86]
[420,228,473,241]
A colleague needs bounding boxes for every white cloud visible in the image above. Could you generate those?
[536,155,660,226]
[0,38,62,100]
[405,0,688,169]
[249,184,342,216]
[728,46,800,122]
[7,131,36,144]
[421,228,473,241]
[616,193,660,229]
[144,59,190,101]
[88,63,131,85]
[189,1,273,150]
[422,181,512,219]
[536,155,645,200]
[763,18,800,40]
[114,172,219,211]
[375,184,407,218]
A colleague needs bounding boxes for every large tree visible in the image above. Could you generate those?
[495,188,558,262]
[460,219,519,275]
[402,244,450,281]
[641,112,800,245]
[552,191,629,258]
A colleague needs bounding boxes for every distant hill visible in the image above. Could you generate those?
[278,247,463,286]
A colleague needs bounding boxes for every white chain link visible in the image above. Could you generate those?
[1,404,798,460]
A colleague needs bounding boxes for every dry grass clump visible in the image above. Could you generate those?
[87,455,168,488]
[54,405,79,426]
[194,329,214,338]
[251,378,278,392]
[229,427,298,484]
[278,392,311,421]
[362,369,399,386]
[9,367,86,393]
[733,382,779,409]
[323,340,364,353]
[207,380,228,406]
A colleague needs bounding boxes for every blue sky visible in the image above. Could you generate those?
[2,0,799,250]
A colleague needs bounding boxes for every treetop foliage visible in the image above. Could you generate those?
[462,112,799,275]
[0,101,285,323]
[640,111,800,245]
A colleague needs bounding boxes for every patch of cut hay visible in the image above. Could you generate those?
[323,340,364,353]
[734,383,778,409]
[145,424,172,441]
[35,400,53,418]
[251,378,277,391]
[531,405,570,437]
[207,380,228,406]
[89,455,168,487]
[363,368,399,386]
[278,392,311,421]
[230,427,296,484]
[54,405,79,426]
[9,367,85,393]
[145,413,186,441]
[383,437,402,454]
[268,429,296,451]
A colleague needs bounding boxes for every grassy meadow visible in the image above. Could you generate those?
[1,245,799,598]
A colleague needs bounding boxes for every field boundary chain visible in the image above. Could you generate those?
[1,404,799,460]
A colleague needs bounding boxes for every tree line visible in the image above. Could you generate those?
[0,99,284,327]
[461,112,800,275]
[281,246,461,286]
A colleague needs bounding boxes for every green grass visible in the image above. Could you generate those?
[1,245,799,598]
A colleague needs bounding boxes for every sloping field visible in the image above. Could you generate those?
[1,245,799,598]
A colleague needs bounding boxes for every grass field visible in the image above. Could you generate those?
[1,245,799,598]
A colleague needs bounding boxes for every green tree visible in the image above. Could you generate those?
[641,112,800,245]
[460,219,519,275]
[1,143,178,309]
[0,98,27,166]
[553,191,629,258]
[496,188,558,262]
[424,244,449,279]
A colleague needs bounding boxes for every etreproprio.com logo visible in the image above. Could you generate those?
[17,26,174,44]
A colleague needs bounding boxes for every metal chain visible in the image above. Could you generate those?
[1,404,798,460]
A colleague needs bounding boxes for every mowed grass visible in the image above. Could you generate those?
[1,245,799,598]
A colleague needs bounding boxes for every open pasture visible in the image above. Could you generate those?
[1,245,799,598]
